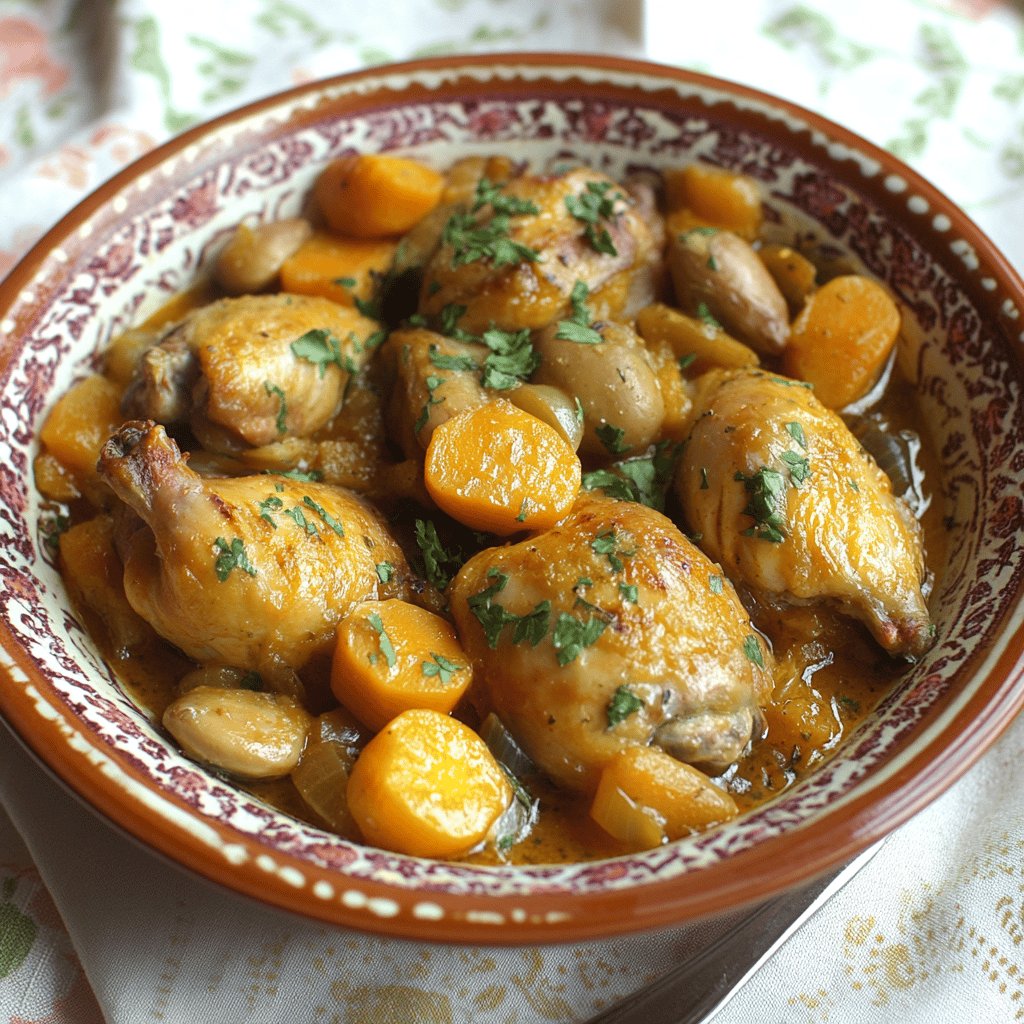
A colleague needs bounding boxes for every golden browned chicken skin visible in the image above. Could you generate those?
[450,495,774,793]
[676,369,933,659]
[122,294,381,452]
[97,421,409,681]
[418,168,657,335]
[381,327,489,456]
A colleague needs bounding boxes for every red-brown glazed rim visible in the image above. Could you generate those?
[0,53,1022,944]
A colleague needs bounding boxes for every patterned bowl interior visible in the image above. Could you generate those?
[0,57,1022,942]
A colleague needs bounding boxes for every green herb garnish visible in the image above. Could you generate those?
[367,612,397,669]
[743,634,765,668]
[735,467,787,543]
[619,583,639,604]
[263,380,288,435]
[290,328,346,377]
[606,685,644,727]
[785,421,807,449]
[555,280,604,345]
[375,562,395,584]
[480,326,538,390]
[414,519,464,591]
[564,180,621,256]
[213,537,256,582]
[421,652,464,686]
[257,495,283,528]
[709,574,724,595]
[596,423,630,455]
[302,495,344,536]
[551,612,607,666]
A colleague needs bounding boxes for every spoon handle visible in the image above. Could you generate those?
[584,841,884,1024]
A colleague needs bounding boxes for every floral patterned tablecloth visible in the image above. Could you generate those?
[1,2,1022,1022]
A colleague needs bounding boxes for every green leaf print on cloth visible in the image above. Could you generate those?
[888,23,968,160]
[129,15,196,133]
[0,877,37,980]
[763,6,878,85]
[187,36,255,105]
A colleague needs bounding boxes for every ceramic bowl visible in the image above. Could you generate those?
[1,54,1022,944]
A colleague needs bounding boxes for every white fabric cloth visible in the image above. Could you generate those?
[1,2,1022,1021]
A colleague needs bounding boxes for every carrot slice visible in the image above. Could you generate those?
[331,599,473,731]
[314,154,444,238]
[782,274,900,409]
[423,399,581,536]
[279,230,395,308]
[590,745,737,850]
[663,164,763,241]
[39,374,123,488]
[347,708,511,858]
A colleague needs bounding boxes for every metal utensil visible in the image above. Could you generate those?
[584,841,884,1024]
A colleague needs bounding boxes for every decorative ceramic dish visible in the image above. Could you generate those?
[0,54,1022,944]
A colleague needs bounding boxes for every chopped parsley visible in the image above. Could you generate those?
[564,179,621,256]
[466,569,550,649]
[290,329,347,377]
[257,494,283,528]
[283,505,318,535]
[780,450,812,485]
[367,612,397,669]
[596,423,630,455]
[785,421,807,450]
[696,302,722,330]
[421,652,464,686]
[333,276,357,289]
[678,352,697,370]
[263,380,288,435]
[709,574,724,595]
[479,326,539,390]
[606,685,644,728]
[213,537,256,582]
[375,562,395,584]
[848,478,860,493]
[591,529,633,572]
[443,179,541,269]
[555,280,604,345]
[551,612,607,666]
[428,345,478,372]
[743,634,765,669]
[413,519,463,591]
[837,694,861,713]
[734,466,787,543]
[414,374,446,434]
[302,495,344,536]
[618,582,639,604]
[580,442,681,512]
[471,177,540,217]
[438,302,473,340]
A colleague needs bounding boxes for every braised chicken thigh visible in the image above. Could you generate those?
[418,168,658,334]
[450,496,774,793]
[98,420,409,681]
[676,369,933,659]
[123,294,380,452]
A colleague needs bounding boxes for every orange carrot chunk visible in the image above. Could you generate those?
[347,708,511,858]
[782,274,900,409]
[663,164,763,241]
[314,154,444,238]
[423,399,581,536]
[279,230,396,308]
[590,745,738,850]
[331,598,473,731]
